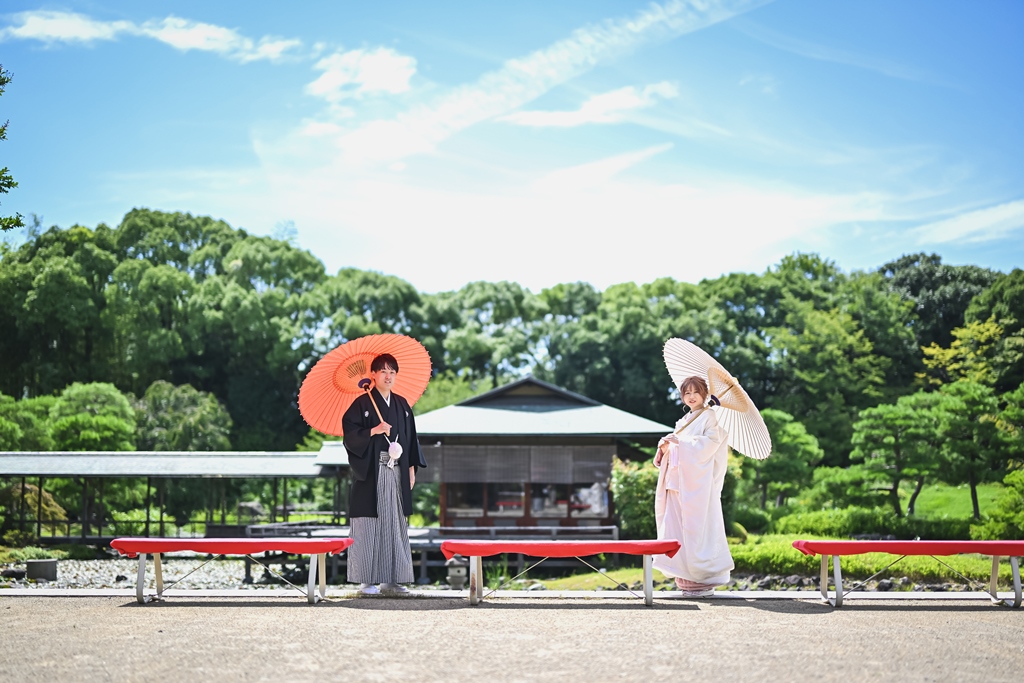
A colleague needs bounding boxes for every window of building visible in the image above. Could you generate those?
[570,482,608,517]
[486,483,524,517]
[446,483,483,518]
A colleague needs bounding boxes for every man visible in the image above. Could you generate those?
[342,353,426,594]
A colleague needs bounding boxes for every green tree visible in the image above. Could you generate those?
[0,223,119,397]
[415,371,492,415]
[766,300,889,465]
[134,380,232,451]
[1000,382,1024,465]
[879,253,998,349]
[0,394,55,450]
[965,269,1024,391]
[850,396,940,517]
[49,382,135,451]
[936,381,1009,520]
[742,409,822,509]
[919,318,1005,388]
[970,470,1024,540]
[0,65,23,232]
[794,465,885,511]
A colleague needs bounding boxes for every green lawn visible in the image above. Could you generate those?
[902,481,1003,519]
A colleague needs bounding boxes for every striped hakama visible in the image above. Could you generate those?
[347,455,415,585]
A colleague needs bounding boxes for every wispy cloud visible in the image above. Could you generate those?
[738,73,778,96]
[533,143,674,191]
[734,20,952,87]
[499,82,678,127]
[306,48,417,103]
[298,0,771,164]
[913,199,1024,245]
[0,10,302,63]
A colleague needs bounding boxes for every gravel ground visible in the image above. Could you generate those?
[0,559,983,593]
[0,557,322,590]
[2,595,1023,683]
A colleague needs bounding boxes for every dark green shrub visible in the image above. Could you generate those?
[610,457,657,540]
[3,529,34,548]
[734,505,771,534]
[773,507,972,539]
[971,470,1024,540]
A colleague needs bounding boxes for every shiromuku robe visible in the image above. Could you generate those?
[652,407,734,586]
[342,388,426,518]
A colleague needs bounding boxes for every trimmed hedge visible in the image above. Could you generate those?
[772,508,971,540]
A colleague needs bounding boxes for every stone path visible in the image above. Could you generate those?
[2,594,1022,682]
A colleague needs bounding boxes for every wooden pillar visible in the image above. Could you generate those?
[97,478,105,538]
[439,483,448,527]
[333,471,341,525]
[19,476,27,532]
[36,476,44,540]
[158,480,166,537]
[81,477,89,539]
[271,478,279,523]
[144,477,152,537]
[282,478,289,523]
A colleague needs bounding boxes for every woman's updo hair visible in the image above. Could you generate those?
[679,375,709,400]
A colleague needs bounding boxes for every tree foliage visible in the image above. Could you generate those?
[0,65,23,232]
[742,409,821,509]
[134,380,232,451]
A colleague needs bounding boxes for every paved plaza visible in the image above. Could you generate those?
[2,592,1022,682]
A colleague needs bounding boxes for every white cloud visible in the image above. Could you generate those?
[499,82,679,127]
[301,0,769,165]
[0,10,133,43]
[0,10,302,62]
[735,20,953,87]
[306,48,417,103]
[912,199,1024,245]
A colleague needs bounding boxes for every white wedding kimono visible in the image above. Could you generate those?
[652,408,734,586]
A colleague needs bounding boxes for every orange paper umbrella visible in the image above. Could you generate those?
[298,334,432,436]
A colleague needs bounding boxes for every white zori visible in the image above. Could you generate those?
[652,408,734,586]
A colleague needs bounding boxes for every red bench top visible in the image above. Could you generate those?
[110,537,353,558]
[793,540,1024,557]
[441,539,680,560]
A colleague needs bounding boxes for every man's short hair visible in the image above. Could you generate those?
[371,353,399,373]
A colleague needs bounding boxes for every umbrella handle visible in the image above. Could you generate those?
[672,407,705,437]
[362,387,389,436]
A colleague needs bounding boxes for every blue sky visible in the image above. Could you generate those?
[2,0,1022,292]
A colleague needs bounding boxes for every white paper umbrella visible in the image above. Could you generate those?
[663,338,773,460]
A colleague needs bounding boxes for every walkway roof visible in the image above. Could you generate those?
[0,451,335,478]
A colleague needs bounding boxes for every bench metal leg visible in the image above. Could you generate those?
[318,553,327,601]
[154,553,163,599]
[468,555,483,605]
[643,555,653,606]
[988,556,1022,608]
[306,554,318,604]
[990,555,1001,604]
[1011,557,1022,608]
[819,555,843,608]
[136,553,147,604]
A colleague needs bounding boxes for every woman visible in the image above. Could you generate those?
[342,353,426,594]
[652,375,734,597]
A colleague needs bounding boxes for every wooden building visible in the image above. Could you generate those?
[414,377,671,528]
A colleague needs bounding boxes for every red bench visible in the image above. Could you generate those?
[440,539,681,606]
[793,540,1024,608]
[110,537,353,604]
